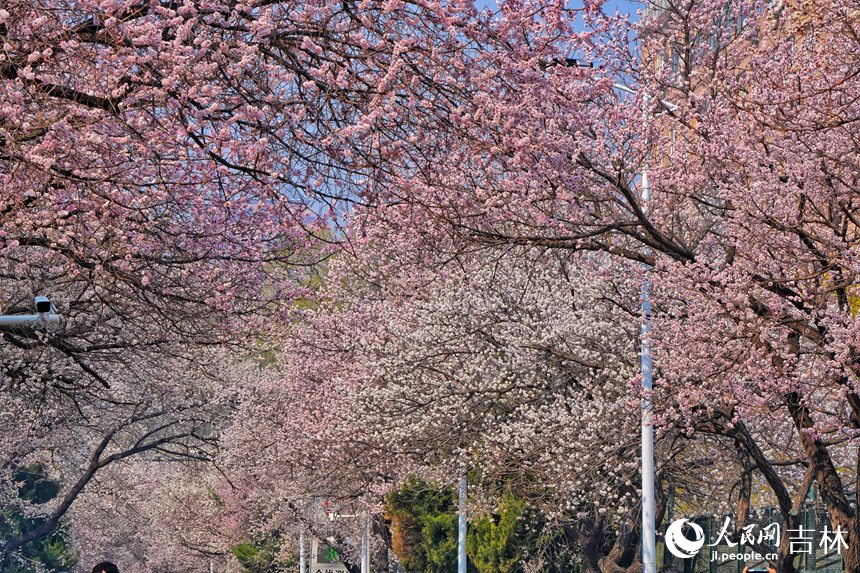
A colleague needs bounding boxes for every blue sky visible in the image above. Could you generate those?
[602,0,641,17]
[474,0,642,19]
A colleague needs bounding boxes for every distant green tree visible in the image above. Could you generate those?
[467,491,526,573]
[421,510,459,572]
[231,533,295,573]
[385,477,585,573]
[0,463,78,573]
[385,477,475,573]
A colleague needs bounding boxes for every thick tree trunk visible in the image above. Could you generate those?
[843,523,860,573]
[599,507,640,573]
[581,517,605,573]
[699,414,799,573]
[775,515,800,573]
[784,391,857,573]
[373,514,390,573]
[849,446,860,573]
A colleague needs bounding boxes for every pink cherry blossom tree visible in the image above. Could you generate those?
[5,1,860,572]
[218,227,742,572]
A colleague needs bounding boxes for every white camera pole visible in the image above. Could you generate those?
[0,296,61,326]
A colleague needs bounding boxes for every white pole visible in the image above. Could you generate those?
[640,96,657,573]
[613,82,666,573]
[457,475,467,573]
[0,313,60,325]
[641,263,656,573]
[209,562,214,573]
[361,514,371,573]
[299,529,305,573]
[0,297,61,326]
[609,82,661,573]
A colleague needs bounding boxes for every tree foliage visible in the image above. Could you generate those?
[4,1,860,572]
[467,491,527,573]
[0,463,77,573]
[385,477,465,573]
[231,535,295,573]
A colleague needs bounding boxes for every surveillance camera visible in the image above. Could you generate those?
[34,295,53,314]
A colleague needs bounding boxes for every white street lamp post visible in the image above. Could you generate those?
[640,169,657,573]
[299,529,305,573]
[611,83,677,573]
[458,475,467,573]
[361,515,370,573]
